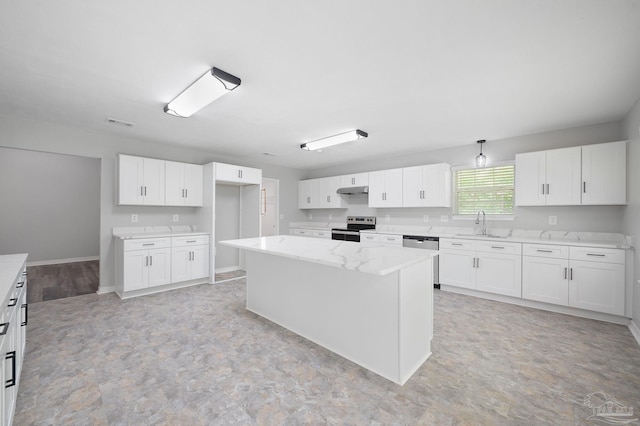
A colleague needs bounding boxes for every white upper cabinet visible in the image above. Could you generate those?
[118,154,166,206]
[340,173,369,187]
[581,140,627,205]
[368,168,403,208]
[515,147,581,206]
[402,163,451,207]
[318,176,347,208]
[215,162,262,185]
[515,141,626,206]
[165,161,203,206]
[298,177,347,209]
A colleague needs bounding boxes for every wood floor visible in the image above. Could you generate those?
[13,279,640,424]
[26,260,99,303]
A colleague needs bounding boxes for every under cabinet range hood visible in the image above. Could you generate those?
[336,186,369,195]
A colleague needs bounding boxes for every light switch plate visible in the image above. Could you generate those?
[172,214,179,222]
[131,214,138,223]
[549,215,557,225]
[440,215,449,222]
[385,215,390,222]
[423,215,429,223]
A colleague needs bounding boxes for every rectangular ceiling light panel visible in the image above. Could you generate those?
[300,129,368,151]
[164,67,241,118]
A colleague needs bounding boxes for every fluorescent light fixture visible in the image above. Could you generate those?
[475,139,487,167]
[300,130,368,151]
[164,67,241,118]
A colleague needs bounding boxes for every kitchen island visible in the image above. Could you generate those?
[220,235,438,385]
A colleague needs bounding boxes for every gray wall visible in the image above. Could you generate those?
[622,97,640,327]
[0,114,308,291]
[215,184,240,270]
[302,121,625,233]
[0,147,100,262]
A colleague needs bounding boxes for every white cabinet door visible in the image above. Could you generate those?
[165,161,184,206]
[402,166,423,207]
[298,180,319,209]
[183,163,203,206]
[475,252,522,297]
[123,251,148,291]
[340,173,368,187]
[190,246,210,279]
[569,260,625,315]
[171,247,191,283]
[515,151,546,206]
[369,169,403,208]
[422,163,451,207]
[522,256,569,305]
[378,234,403,245]
[581,140,626,205]
[439,248,476,289]
[118,155,145,205]
[545,146,581,206]
[319,177,347,208]
[147,247,171,288]
[368,171,387,208]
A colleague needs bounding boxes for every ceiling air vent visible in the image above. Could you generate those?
[106,118,136,128]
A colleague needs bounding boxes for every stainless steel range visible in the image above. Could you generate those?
[331,216,376,242]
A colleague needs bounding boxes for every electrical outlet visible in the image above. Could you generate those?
[440,215,449,222]
[385,215,390,222]
[131,214,138,223]
[549,215,557,225]
[172,214,179,222]
[308,214,313,219]
[328,214,332,220]
[423,215,429,223]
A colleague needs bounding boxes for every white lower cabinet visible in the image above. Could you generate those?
[377,233,403,245]
[123,242,171,290]
[171,236,210,282]
[0,255,28,426]
[439,239,522,297]
[290,228,331,239]
[522,244,625,316]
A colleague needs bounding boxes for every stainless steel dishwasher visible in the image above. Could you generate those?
[402,235,439,288]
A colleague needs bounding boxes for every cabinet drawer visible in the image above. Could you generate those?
[440,238,476,251]
[569,246,625,264]
[312,230,331,239]
[476,241,521,255]
[378,234,403,245]
[124,238,171,251]
[522,244,569,259]
[291,229,312,237]
[172,235,209,247]
[360,233,380,243]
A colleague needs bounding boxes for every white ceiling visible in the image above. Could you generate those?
[1,0,640,170]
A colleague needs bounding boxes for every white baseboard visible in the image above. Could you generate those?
[97,285,116,295]
[629,320,640,347]
[215,265,242,274]
[27,256,99,267]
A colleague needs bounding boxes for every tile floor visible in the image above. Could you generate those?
[13,279,640,425]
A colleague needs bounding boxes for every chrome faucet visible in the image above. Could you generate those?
[475,210,487,235]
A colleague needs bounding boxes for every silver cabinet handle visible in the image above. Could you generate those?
[141,186,144,196]
[472,258,476,268]
[327,196,330,203]
[586,253,606,257]
[569,268,573,280]
[185,188,188,198]
[564,267,567,279]
[451,243,463,246]
[181,189,184,198]
[186,240,196,243]
[143,243,155,246]
[541,184,545,195]
[537,249,552,253]
[491,246,505,249]
[476,258,480,268]
[145,256,149,266]
[546,183,549,194]
[583,182,586,193]
[149,256,152,266]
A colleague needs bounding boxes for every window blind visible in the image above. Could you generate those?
[454,165,515,215]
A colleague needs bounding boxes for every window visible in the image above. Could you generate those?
[453,164,515,215]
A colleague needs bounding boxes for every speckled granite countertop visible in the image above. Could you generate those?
[220,235,438,276]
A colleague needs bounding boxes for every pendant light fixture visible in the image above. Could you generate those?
[475,139,487,167]
[164,67,241,118]
[300,130,368,151]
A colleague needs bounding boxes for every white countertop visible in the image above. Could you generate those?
[220,235,438,276]
[289,222,346,231]
[113,226,209,240]
[358,226,632,249]
[0,254,28,301]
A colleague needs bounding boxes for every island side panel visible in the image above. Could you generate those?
[398,259,433,385]
[244,250,402,384]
